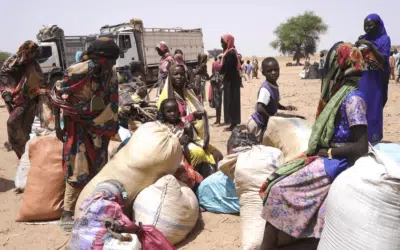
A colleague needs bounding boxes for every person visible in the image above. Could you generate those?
[193,53,209,104]
[319,52,325,79]
[390,51,395,80]
[157,63,223,177]
[220,34,242,131]
[0,40,54,159]
[246,60,252,82]
[247,57,297,142]
[259,42,369,249]
[395,49,400,83]
[252,57,259,79]
[210,54,223,125]
[156,41,174,99]
[51,38,120,231]
[241,59,247,81]
[356,13,391,143]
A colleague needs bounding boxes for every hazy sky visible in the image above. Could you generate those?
[1,0,398,56]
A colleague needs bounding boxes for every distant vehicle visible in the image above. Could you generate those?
[89,18,204,84]
[36,25,86,86]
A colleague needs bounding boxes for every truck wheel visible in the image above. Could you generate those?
[49,74,63,89]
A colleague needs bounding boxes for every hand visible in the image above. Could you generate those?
[193,110,206,120]
[356,39,371,47]
[179,135,191,146]
[2,91,12,103]
[317,148,328,157]
[56,126,65,142]
[286,105,297,111]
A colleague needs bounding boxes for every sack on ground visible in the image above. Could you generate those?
[262,117,312,162]
[218,146,253,180]
[75,122,182,217]
[374,143,400,165]
[16,135,64,221]
[133,175,199,245]
[14,138,35,192]
[70,193,138,250]
[235,145,284,250]
[318,150,400,250]
[196,171,240,214]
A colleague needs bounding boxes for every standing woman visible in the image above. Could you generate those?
[356,13,391,143]
[51,38,120,231]
[220,34,242,131]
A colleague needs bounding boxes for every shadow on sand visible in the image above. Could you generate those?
[175,213,205,248]
[0,177,15,193]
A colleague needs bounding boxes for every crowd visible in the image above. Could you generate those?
[0,12,397,249]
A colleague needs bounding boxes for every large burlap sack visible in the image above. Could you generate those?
[75,122,182,217]
[235,145,284,250]
[16,135,64,221]
[133,175,199,245]
[318,150,400,250]
[108,140,121,159]
[262,117,312,162]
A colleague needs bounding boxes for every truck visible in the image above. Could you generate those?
[36,25,86,86]
[90,18,204,83]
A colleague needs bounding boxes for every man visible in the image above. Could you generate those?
[0,40,54,159]
[389,51,395,80]
[156,41,174,98]
[394,49,400,83]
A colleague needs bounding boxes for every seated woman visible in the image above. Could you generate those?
[157,63,223,178]
[259,42,369,249]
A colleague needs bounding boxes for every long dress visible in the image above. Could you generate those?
[261,90,367,239]
[220,50,241,125]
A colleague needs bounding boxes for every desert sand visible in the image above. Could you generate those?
[0,56,399,249]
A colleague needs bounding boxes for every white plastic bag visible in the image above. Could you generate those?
[318,150,400,250]
[14,138,35,192]
[103,234,141,250]
[235,145,284,250]
[133,175,199,245]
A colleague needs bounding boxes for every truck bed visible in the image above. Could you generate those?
[143,28,204,66]
[64,36,86,67]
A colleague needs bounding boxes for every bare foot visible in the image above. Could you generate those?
[60,210,74,232]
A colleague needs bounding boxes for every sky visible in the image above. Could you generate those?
[1,0,399,56]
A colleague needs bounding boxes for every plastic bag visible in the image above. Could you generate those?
[138,224,176,250]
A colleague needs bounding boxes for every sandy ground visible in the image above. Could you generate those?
[0,56,399,250]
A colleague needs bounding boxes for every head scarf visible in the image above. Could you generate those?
[221,34,241,70]
[156,41,169,53]
[260,42,365,202]
[1,41,39,74]
[199,53,208,64]
[173,54,187,70]
[363,14,388,48]
[75,51,83,63]
[82,38,120,61]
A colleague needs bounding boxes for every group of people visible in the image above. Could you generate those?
[0,10,394,247]
[390,49,400,82]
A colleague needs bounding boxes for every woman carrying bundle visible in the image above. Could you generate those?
[259,42,369,249]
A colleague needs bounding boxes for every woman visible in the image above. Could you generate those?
[220,34,242,131]
[0,40,54,158]
[156,41,174,99]
[193,53,209,104]
[252,57,259,79]
[51,38,120,231]
[356,13,391,143]
[158,63,223,177]
[259,42,369,249]
[210,54,223,125]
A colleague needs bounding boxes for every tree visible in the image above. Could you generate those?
[207,49,223,59]
[0,51,11,68]
[270,11,328,65]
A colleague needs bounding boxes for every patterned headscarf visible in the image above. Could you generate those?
[316,42,365,118]
[1,40,39,74]
[221,34,241,70]
[156,41,169,53]
[173,53,187,71]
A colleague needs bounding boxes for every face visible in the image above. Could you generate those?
[171,66,186,90]
[137,87,147,98]
[262,61,280,83]
[221,38,227,50]
[164,101,179,123]
[364,19,379,37]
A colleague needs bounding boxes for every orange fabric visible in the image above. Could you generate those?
[16,135,65,222]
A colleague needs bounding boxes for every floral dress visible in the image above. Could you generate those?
[261,90,367,239]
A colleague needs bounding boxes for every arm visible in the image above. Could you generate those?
[278,102,297,111]
[54,106,64,142]
[357,39,387,67]
[256,103,271,119]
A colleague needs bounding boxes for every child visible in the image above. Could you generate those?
[246,60,252,82]
[247,57,297,142]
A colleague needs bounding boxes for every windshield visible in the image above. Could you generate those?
[37,46,53,63]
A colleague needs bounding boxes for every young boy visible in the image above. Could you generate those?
[247,57,297,142]
[246,60,252,82]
